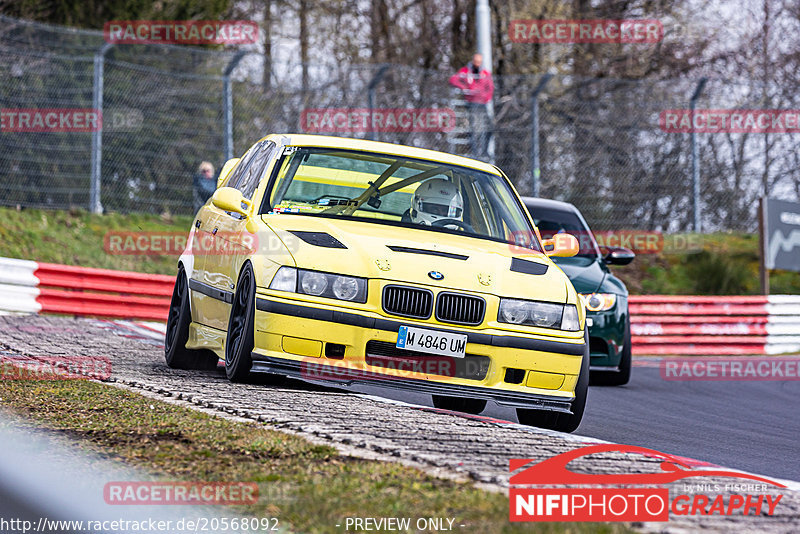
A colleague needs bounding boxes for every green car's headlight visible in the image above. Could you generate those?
[580,293,617,312]
[498,298,581,331]
[269,267,367,303]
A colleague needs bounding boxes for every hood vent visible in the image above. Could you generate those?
[386,245,468,261]
[510,257,549,275]
[288,231,347,249]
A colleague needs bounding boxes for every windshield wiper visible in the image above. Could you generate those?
[322,159,405,215]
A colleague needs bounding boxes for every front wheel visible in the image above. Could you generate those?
[225,263,256,382]
[165,266,219,370]
[517,328,590,433]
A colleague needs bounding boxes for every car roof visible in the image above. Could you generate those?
[261,133,502,176]
[520,196,580,214]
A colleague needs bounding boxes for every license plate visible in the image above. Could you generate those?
[396,326,467,358]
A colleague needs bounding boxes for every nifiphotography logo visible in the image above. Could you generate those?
[510,444,785,522]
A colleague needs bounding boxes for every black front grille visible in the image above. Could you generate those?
[365,340,489,381]
[382,285,433,319]
[435,292,486,325]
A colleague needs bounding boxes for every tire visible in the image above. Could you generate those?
[165,266,219,370]
[516,327,590,433]
[591,315,632,387]
[225,263,256,382]
[432,395,487,414]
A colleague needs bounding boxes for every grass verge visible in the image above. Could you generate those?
[3,206,794,295]
[0,206,190,275]
[0,378,628,534]
[610,232,799,295]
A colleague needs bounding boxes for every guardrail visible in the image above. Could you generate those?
[629,295,800,355]
[0,257,173,320]
[1,257,798,355]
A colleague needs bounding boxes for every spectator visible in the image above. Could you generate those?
[449,53,494,159]
[193,161,216,212]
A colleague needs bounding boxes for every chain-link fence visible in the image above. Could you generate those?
[2,15,798,231]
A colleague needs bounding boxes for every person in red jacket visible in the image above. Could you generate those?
[449,53,494,159]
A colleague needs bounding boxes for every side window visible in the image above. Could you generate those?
[225,144,259,189]
[230,141,276,199]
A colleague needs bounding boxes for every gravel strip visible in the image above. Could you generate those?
[1,315,798,533]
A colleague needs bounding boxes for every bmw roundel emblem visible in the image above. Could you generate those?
[428,271,444,280]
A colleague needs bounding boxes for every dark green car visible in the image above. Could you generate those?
[522,198,635,386]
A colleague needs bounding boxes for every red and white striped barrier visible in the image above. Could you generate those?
[0,257,173,320]
[1,257,798,355]
[630,295,800,355]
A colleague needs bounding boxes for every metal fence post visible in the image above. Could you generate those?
[530,74,553,197]
[366,65,390,141]
[476,0,495,163]
[90,43,113,214]
[690,77,707,233]
[223,51,247,161]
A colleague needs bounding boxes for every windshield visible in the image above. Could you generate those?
[527,205,600,259]
[263,147,542,252]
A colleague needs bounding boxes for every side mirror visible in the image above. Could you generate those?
[603,246,635,265]
[211,187,252,217]
[216,158,240,189]
[542,233,580,257]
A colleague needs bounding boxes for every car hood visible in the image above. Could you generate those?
[262,214,569,302]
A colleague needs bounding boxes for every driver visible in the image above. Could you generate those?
[409,178,464,228]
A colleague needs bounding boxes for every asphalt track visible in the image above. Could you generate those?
[2,316,800,532]
[348,358,800,482]
[581,361,800,483]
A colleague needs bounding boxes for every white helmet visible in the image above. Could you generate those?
[410,178,463,226]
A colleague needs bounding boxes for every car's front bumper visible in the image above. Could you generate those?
[251,293,586,413]
[586,302,627,369]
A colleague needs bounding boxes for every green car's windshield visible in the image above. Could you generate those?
[529,206,600,260]
[264,147,542,252]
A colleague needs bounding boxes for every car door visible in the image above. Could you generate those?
[194,144,260,330]
[187,201,218,322]
[204,140,277,330]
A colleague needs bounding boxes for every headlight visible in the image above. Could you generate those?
[269,267,367,303]
[332,276,360,301]
[269,266,297,292]
[561,305,580,331]
[498,299,529,324]
[580,293,617,312]
[300,271,328,295]
[498,298,579,330]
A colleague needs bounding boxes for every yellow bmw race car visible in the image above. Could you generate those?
[165,134,589,432]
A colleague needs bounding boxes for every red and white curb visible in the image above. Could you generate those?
[2,256,799,355]
[0,257,172,320]
[630,295,800,355]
